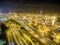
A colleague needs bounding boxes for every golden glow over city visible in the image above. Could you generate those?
[4,13,60,45]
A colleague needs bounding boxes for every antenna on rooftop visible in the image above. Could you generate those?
[40,9,43,15]
[8,10,12,14]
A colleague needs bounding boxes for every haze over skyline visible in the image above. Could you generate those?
[0,0,59,14]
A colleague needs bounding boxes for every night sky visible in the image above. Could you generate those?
[0,0,59,14]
